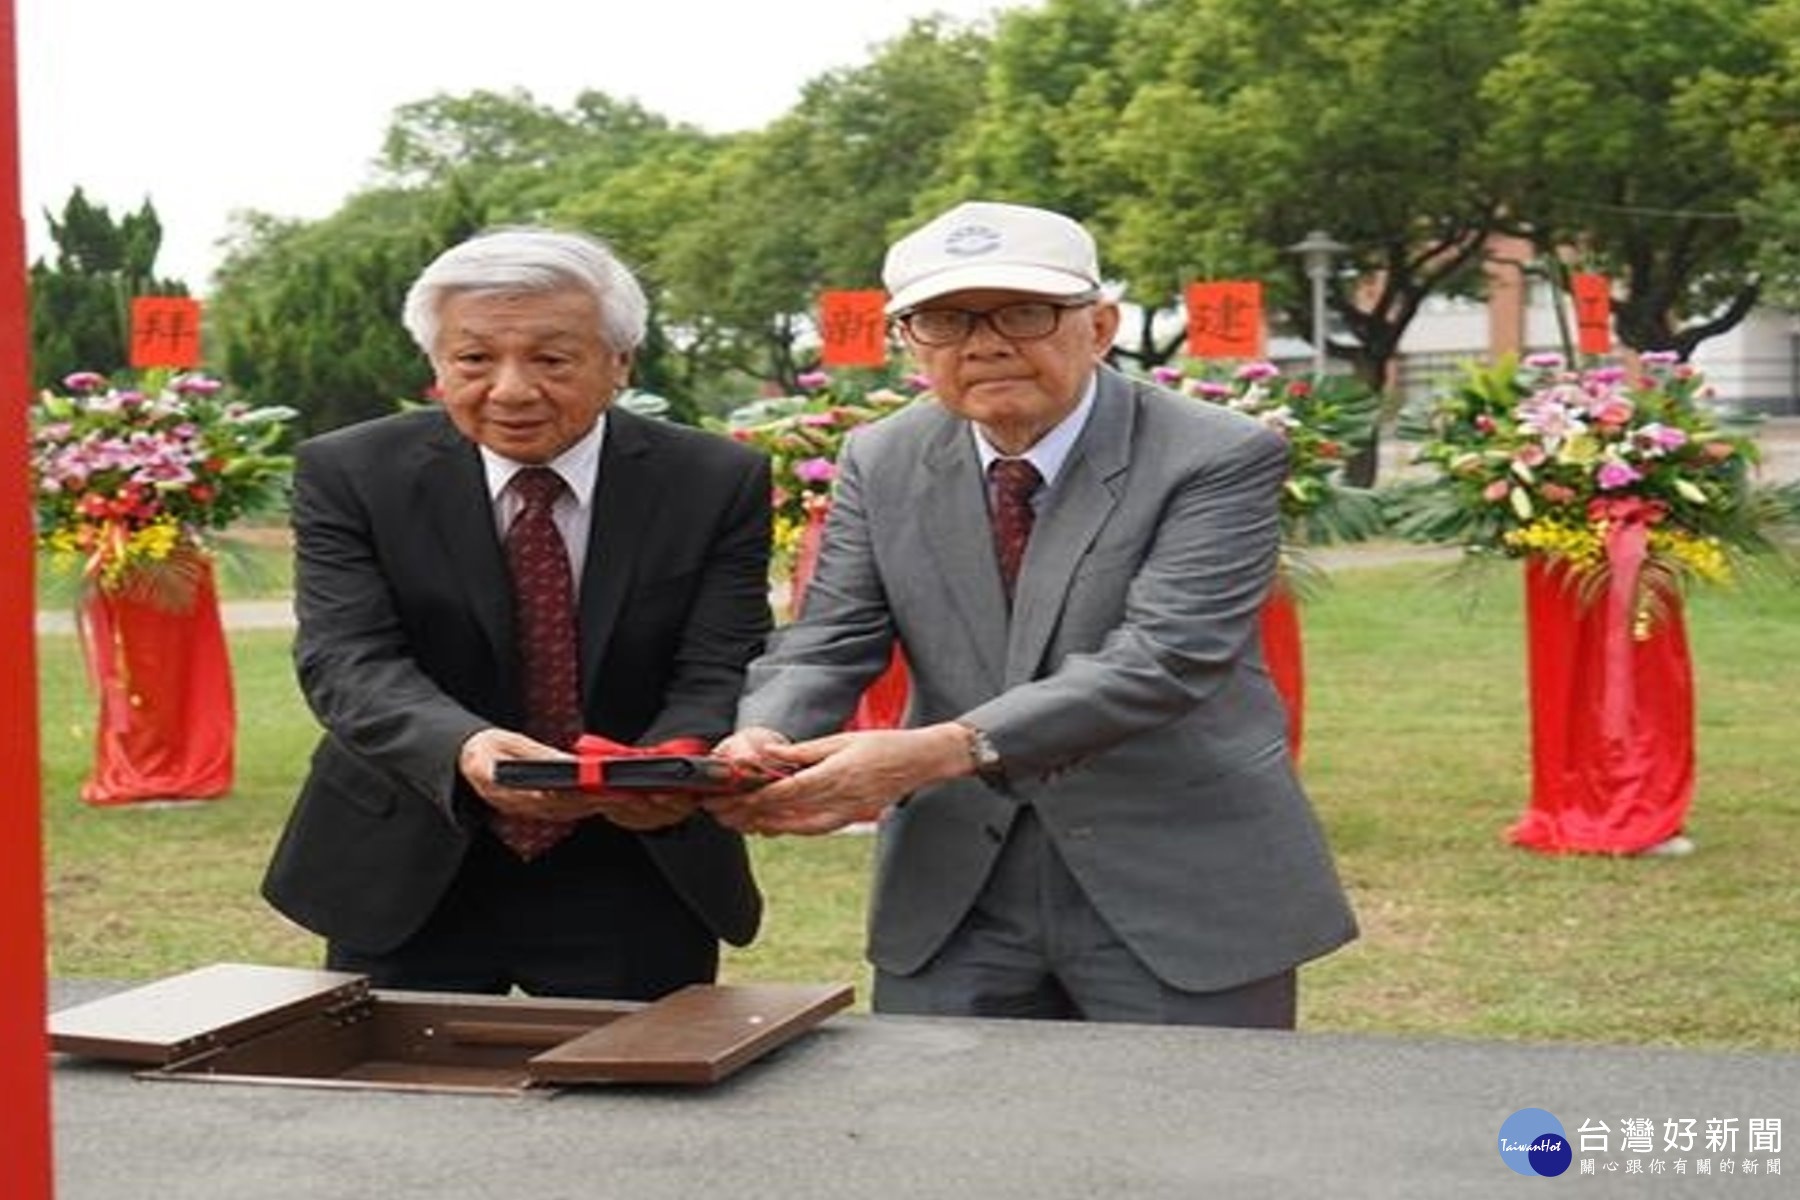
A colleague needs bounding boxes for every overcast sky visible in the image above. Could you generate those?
[20,0,1009,289]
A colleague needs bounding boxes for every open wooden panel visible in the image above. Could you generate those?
[52,965,853,1094]
[163,993,641,1095]
[48,964,367,1065]
[529,982,854,1085]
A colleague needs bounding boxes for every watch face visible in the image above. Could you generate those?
[970,728,1003,773]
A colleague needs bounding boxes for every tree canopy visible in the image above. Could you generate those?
[38,0,1800,435]
[29,188,186,390]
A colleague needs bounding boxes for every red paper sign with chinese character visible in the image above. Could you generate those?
[819,290,888,367]
[1186,281,1264,360]
[1571,274,1612,356]
[129,296,203,368]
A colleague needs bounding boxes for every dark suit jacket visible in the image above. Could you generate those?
[738,366,1356,992]
[263,406,771,955]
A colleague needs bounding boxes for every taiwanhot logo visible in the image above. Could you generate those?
[1499,1108,1572,1177]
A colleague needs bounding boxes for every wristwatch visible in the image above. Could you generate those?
[958,722,1007,788]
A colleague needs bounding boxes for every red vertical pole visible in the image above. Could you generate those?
[0,1,55,1196]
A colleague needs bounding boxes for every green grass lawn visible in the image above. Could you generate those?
[35,562,1800,1050]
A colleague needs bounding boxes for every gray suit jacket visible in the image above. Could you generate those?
[738,366,1356,992]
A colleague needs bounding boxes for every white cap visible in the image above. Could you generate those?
[882,201,1102,315]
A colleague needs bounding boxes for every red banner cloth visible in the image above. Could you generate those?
[1508,557,1694,854]
[78,559,235,806]
[1259,584,1304,764]
[791,501,910,731]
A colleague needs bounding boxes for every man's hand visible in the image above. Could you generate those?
[707,722,973,836]
[458,728,697,830]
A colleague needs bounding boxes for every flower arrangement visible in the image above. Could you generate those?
[31,369,297,597]
[1390,352,1794,626]
[1149,360,1383,549]
[717,370,923,574]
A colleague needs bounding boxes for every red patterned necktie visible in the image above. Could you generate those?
[988,457,1042,603]
[494,466,583,859]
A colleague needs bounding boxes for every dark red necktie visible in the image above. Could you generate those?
[495,466,583,859]
[988,457,1042,603]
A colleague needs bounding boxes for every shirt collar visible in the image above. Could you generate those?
[480,414,607,508]
[971,372,1098,488]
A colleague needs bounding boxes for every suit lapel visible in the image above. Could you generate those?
[1005,369,1135,683]
[578,408,655,687]
[418,419,513,665]
[917,412,1010,686]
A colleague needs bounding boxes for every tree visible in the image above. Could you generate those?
[208,186,475,434]
[640,16,992,398]
[1721,0,1800,307]
[29,188,188,388]
[1097,0,1519,385]
[1479,0,1778,357]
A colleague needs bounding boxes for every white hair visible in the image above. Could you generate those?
[401,226,649,354]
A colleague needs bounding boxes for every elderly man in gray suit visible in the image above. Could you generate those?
[711,200,1356,1027]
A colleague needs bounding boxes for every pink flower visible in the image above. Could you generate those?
[1194,381,1233,399]
[1596,460,1642,490]
[1640,350,1679,367]
[1540,483,1577,505]
[793,457,837,484]
[172,375,223,395]
[1234,361,1280,382]
[1589,396,1634,426]
[799,412,838,427]
[1151,366,1183,386]
[796,371,831,391]
[1483,480,1511,502]
[1523,353,1565,371]
[1633,422,1688,452]
[62,371,108,392]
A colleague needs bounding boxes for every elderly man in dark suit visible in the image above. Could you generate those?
[713,201,1356,1027]
[263,227,771,1000]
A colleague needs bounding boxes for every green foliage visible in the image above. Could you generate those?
[209,193,457,435]
[638,17,991,396]
[29,188,189,389]
[1479,0,1775,355]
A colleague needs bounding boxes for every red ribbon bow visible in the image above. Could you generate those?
[571,734,709,791]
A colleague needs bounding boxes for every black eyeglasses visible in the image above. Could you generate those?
[896,297,1097,347]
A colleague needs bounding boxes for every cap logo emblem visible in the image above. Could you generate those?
[943,223,1002,257]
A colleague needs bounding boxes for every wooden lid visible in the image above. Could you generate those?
[49,963,368,1065]
[528,983,853,1085]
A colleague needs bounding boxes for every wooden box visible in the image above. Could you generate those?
[50,963,852,1095]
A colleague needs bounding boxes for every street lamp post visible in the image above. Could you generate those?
[1287,230,1347,377]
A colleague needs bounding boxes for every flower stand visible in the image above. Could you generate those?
[1508,557,1694,854]
[1259,583,1304,762]
[78,558,235,805]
